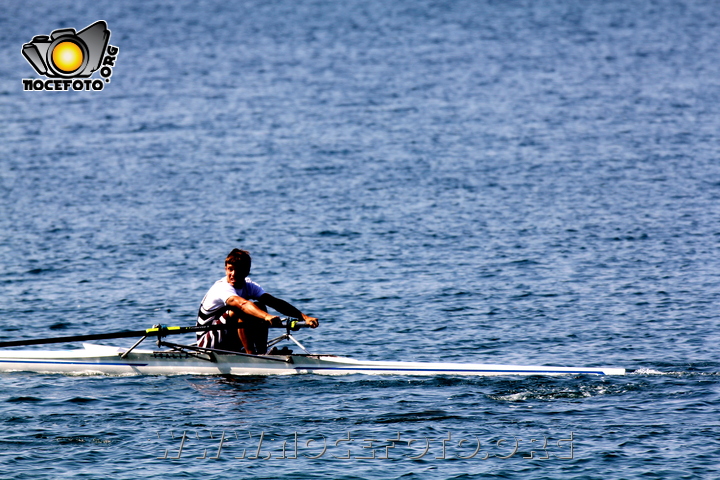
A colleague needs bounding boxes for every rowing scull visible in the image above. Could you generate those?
[0,343,624,376]
[0,321,625,376]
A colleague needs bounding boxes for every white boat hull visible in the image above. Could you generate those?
[0,344,625,376]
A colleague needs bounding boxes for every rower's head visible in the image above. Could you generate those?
[225,248,251,286]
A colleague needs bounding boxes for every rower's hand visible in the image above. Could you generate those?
[301,314,319,328]
[266,315,283,327]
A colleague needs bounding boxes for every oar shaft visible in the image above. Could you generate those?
[0,329,149,348]
[0,319,307,348]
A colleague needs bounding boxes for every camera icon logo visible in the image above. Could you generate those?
[22,20,110,78]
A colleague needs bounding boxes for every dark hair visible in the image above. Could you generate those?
[225,248,252,274]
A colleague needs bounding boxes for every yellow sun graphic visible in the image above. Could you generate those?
[52,41,84,73]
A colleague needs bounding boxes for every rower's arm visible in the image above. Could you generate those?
[259,293,319,328]
[226,295,278,322]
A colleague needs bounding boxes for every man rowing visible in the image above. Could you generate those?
[196,248,319,354]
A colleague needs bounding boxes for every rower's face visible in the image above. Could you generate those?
[225,263,249,287]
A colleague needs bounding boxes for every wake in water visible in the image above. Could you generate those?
[630,368,667,375]
[630,368,720,376]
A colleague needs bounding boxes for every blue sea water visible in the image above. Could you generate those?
[1,0,720,478]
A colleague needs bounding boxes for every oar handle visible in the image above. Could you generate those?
[286,319,309,331]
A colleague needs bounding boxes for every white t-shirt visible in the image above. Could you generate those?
[195,277,266,348]
[197,277,266,324]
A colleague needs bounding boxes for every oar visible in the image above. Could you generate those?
[0,319,307,349]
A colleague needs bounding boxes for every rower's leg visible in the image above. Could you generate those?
[236,325,254,354]
[231,301,270,354]
[252,302,270,354]
[220,309,251,353]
